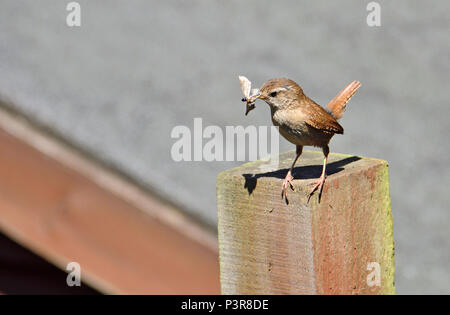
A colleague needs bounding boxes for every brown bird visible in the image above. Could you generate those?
[244,78,361,203]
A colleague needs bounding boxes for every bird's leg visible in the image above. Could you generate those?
[308,146,329,203]
[282,145,303,201]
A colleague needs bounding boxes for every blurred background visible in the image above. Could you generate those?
[0,0,449,294]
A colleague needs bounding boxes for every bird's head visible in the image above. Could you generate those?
[257,78,304,110]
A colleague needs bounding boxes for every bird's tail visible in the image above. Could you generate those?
[327,81,361,120]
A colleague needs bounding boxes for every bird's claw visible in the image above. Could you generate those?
[307,175,326,203]
[281,172,295,203]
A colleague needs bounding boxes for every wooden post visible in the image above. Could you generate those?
[217,150,395,295]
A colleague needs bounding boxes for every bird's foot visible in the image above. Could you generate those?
[281,171,295,203]
[307,175,326,203]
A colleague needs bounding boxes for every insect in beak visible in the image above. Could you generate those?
[238,75,260,116]
[244,102,255,116]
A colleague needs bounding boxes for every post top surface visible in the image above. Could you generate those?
[219,150,387,183]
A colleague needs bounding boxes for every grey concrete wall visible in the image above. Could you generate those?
[0,0,449,293]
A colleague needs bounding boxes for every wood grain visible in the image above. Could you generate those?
[217,150,395,295]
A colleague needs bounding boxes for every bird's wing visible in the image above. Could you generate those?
[303,98,344,134]
[327,81,361,120]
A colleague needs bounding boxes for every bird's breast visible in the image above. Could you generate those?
[271,108,333,147]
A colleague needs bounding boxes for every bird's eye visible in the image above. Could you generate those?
[270,91,277,97]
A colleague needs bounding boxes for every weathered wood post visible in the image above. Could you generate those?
[217,150,395,295]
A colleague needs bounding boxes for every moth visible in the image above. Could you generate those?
[238,75,260,115]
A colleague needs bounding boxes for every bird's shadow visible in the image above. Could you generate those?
[242,156,361,195]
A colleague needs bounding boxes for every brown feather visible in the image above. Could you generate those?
[327,81,361,120]
[302,96,344,134]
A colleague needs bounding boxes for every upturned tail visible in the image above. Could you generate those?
[327,81,361,120]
